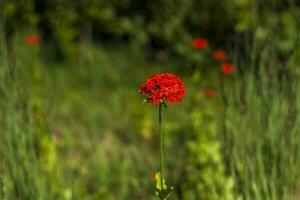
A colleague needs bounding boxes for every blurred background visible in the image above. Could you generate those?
[0,0,300,199]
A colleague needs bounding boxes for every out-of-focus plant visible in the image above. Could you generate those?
[2,0,299,65]
[0,27,63,199]
[0,33,49,200]
[224,47,300,199]
[2,0,37,68]
[181,106,237,200]
[232,0,300,72]
[24,35,57,174]
[176,41,238,200]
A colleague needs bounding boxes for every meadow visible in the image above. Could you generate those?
[1,1,300,200]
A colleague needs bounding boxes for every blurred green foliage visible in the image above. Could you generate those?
[182,100,237,200]
[225,55,300,200]
[1,0,300,200]
[1,0,299,61]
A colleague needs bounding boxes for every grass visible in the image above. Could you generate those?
[225,49,300,200]
[1,32,300,200]
[0,37,194,199]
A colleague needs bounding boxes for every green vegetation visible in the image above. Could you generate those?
[1,1,300,200]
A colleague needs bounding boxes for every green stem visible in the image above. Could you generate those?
[159,103,164,190]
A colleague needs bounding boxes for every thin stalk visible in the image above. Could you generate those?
[219,71,229,167]
[159,103,164,190]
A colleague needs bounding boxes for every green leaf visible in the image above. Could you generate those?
[154,172,173,200]
[155,172,166,190]
[155,187,173,200]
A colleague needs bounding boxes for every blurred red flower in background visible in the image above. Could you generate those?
[213,50,227,61]
[191,38,208,49]
[25,35,40,45]
[221,63,234,75]
[203,89,216,97]
[149,171,156,182]
[139,73,186,104]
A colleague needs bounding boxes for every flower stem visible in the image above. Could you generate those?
[158,103,164,190]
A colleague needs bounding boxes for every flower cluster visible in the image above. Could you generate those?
[139,73,186,105]
[221,63,234,74]
[25,35,40,46]
[190,38,236,98]
[191,38,208,49]
[191,38,235,75]
[213,49,227,62]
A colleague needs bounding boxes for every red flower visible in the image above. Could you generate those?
[221,63,235,75]
[191,38,208,49]
[203,89,216,97]
[139,73,186,105]
[213,50,227,61]
[25,35,40,45]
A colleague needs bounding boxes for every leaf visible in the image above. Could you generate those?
[155,172,166,190]
[154,172,173,200]
[155,187,173,200]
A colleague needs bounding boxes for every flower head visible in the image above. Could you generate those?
[213,50,227,61]
[25,35,40,46]
[139,73,186,105]
[203,89,216,97]
[191,38,208,49]
[221,63,235,75]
